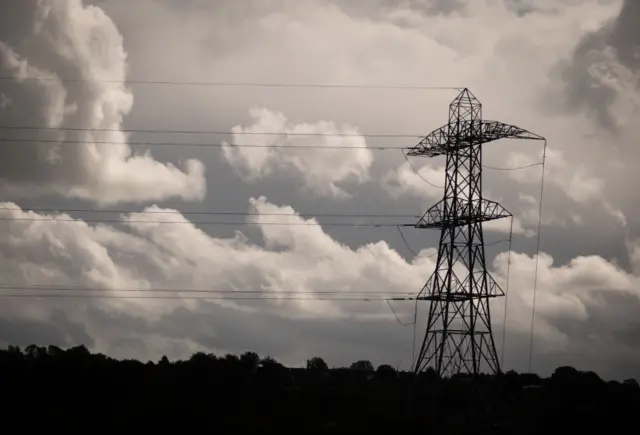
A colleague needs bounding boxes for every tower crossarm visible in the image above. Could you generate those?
[406,120,545,157]
[416,198,511,228]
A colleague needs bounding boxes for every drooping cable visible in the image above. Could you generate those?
[411,295,419,372]
[386,300,415,327]
[500,216,514,369]
[483,162,542,171]
[401,149,444,189]
[528,139,548,373]
[396,225,438,259]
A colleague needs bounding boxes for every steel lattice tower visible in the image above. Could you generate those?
[409,88,544,378]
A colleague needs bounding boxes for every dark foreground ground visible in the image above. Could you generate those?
[1,345,638,433]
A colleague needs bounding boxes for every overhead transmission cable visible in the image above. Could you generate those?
[500,216,515,369]
[0,293,396,302]
[0,136,551,171]
[0,284,415,300]
[386,300,415,327]
[483,162,542,171]
[0,216,407,228]
[0,284,415,296]
[0,137,406,150]
[0,205,421,220]
[0,284,420,302]
[401,150,444,188]
[0,125,428,138]
[528,139,548,373]
[0,76,462,91]
[396,225,438,259]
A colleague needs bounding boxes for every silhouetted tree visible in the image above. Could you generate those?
[47,345,63,358]
[551,366,580,385]
[350,360,374,372]
[0,343,638,433]
[260,356,282,369]
[25,344,46,359]
[222,353,240,368]
[189,352,216,368]
[376,364,396,379]
[306,356,329,372]
[259,356,286,381]
[240,351,260,372]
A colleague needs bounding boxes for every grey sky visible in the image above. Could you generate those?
[0,0,637,380]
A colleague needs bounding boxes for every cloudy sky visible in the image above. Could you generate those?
[0,0,638,379]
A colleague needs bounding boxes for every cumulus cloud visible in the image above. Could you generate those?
[0,0,205,205]
[222,108,373,198]
[381,160,444,200]
[0,197,431,317]
[382,160,533,237]
[548,0,640,234]
[492,248,640,374]
[559,0,639,132]
[0,196,637,377]
[1,0,639,379]
[0,196,430,361]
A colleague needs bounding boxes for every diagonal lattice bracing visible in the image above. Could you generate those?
[409,88,544,378]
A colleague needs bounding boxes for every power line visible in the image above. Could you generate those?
[401,149,444,189]
[0,125,424,138]
[528,139,548,374]
[0,137,404,150]
[411,297,419,372]
[396,225,438,259]
[0,284,414,297]
[0,137,549,172]
[500,217,514,369]
[386,300,415,327]
[0,293,395,302]
[0,216,528,233]
[483,162,543,171]
[0,216,406,227]
[0,76,462,91]
[0,205,420,220]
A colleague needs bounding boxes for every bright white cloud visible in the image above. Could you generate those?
[492,249,640,355]
[382,161,533,237]
[0,0,205,205]
[222,108,373,198]
[381,160,444,200]
[0,197,638,375]
[484,217,534,238]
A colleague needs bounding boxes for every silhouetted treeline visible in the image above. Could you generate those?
[1,344,639,433]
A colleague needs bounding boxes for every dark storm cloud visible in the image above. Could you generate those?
[83,301,416,368]
[559,0,638,131]
[0,309,94,349]
[529,290,640,380]
[47,294,640,380]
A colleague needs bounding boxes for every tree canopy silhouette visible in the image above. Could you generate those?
[0,343,638,433]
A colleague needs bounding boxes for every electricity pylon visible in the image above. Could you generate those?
[409,88,544,377]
